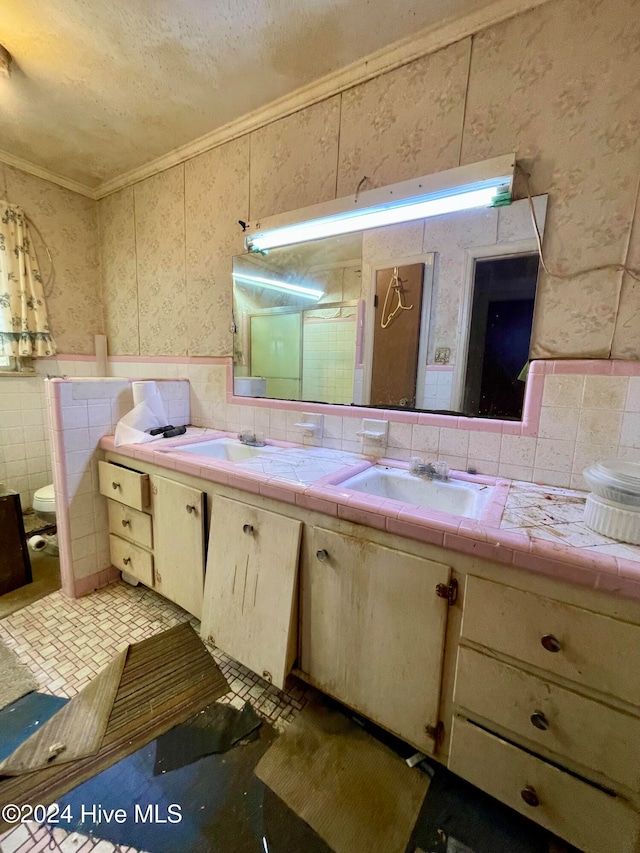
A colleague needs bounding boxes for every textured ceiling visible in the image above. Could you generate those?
[0,0,496,189]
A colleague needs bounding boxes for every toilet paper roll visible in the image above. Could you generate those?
[132,381,158,407]
[115,381,169,447]
[28,535,47,552]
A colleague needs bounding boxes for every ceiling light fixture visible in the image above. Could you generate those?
[0,44,13,78]
[244,154,515,252]
[232,272,323,301]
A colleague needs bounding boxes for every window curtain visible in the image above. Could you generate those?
[0,200,56,356]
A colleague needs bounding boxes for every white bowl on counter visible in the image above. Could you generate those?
[583,460,640,545]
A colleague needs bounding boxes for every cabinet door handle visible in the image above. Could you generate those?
[541,634,561,653]
[121,519,131,528]
[122,556,131,566]
[186,504,197,514]
[243,524,254,535]
[520,786,540,807]
[112,481,121,490]
[530,711,549,731]
[316,549,329,562]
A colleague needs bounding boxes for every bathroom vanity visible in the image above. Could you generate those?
[98,459,206,618]
[98,433,640,853]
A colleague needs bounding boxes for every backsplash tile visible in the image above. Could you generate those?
[46,377,190,594]
[98,356,640,491]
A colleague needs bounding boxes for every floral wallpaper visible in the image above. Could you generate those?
[336,38,471,197]
[134,164,187,356]
[98,0,640,362]
[460,0,640,359]
[98,187,139,354]
[250,96,341,220]
[4,164,101,354]
[361,198,545,366]
[612,186,640,359]
[185,137,250,356]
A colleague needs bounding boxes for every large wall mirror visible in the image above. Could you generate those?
[232,188,547,420]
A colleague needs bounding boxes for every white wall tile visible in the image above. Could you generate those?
[388,421,412,449]
[411,425,440,454]
[498,463,534,481]
[500,435,536,467]
[468,431,502,462]
[626,377,640,412]
[577,409,623,445]
[541,374,584,408]
[440,427,469,457]
[621,412,640,448]
[534,438,574,473]
[582,376,628,410]
[538,406,580,441]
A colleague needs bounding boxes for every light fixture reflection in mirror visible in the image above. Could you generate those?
[232,190,547,421]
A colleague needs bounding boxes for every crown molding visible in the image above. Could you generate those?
[1,0,552,202]
[95,0,551,199]
[0,148,96,199]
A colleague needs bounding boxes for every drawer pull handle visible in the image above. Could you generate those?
[530,711,549,731]
[520,786,540,808]
[186,504,197,514]
[121,519,131,528]
[316,549,329,562]
[243,524,254,535]
[541,634,561,653]
[112,481,121,490]
[122,557,131,566]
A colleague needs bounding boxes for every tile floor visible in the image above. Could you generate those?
[0,581,312,853]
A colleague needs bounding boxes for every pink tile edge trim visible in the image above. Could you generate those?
[107,355,230,364]
[46,382,75,598]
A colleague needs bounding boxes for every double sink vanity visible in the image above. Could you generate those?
[98,429,640,853]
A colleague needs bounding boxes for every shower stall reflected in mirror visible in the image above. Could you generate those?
[235,297,360,405]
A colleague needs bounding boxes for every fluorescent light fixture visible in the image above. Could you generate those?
[232,272,323,301]
[244,156,515,251]
[247,181,505,252]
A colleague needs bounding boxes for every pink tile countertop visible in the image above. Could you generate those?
[99,430,640,601]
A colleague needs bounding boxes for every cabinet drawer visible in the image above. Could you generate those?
[449,717,640,853]
[455,646,640,791]
[109,534,153,587]
[99,461,149,511]
[107,501,153,549]
[462,575,640,706]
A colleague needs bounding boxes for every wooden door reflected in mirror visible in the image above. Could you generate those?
[370,263,425,407]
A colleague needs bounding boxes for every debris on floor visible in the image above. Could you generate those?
[154,700,262,774]
[255,696,429,853]
[0,623,228,834]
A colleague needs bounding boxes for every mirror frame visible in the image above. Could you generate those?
[230,154,550,424]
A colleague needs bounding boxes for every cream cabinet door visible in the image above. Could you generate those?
[201,496,302,690]
[151,475,206,619]
[301,526,452,753]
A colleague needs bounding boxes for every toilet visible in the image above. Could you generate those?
[32,483,56,524]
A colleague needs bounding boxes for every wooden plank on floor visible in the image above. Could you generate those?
[0,623,229,832]
[255,699,429,853]
[0,648,127,775]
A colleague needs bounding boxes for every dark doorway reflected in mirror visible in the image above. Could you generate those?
[463,254,539,419]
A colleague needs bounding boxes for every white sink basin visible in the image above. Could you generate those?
[172,437,279,462]
[339,466,493,519]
